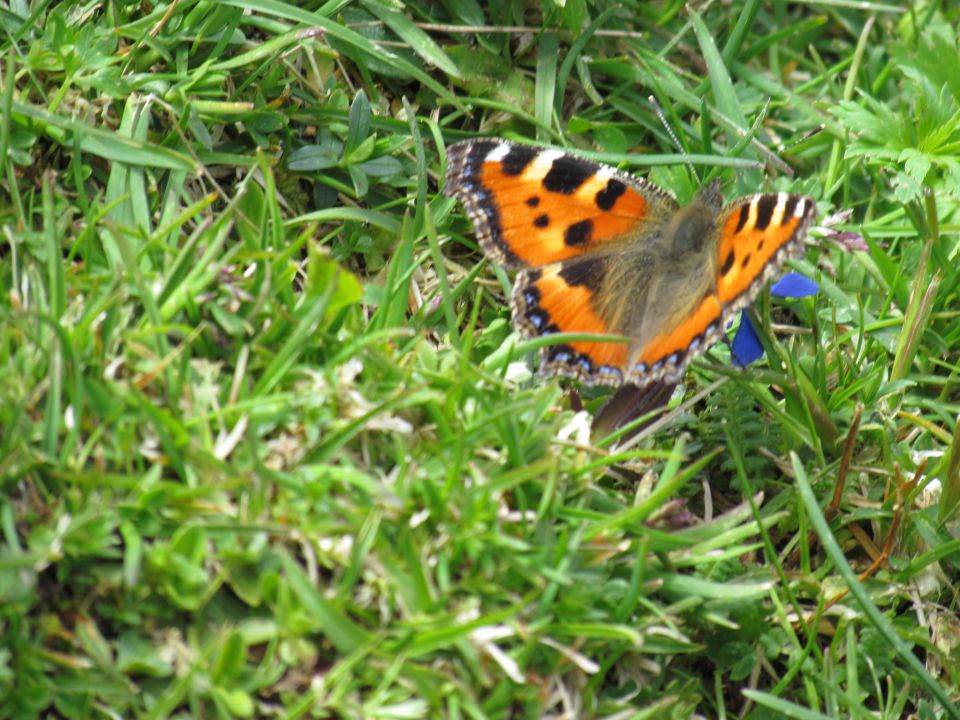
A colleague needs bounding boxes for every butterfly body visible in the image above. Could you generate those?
[445,140,817,387]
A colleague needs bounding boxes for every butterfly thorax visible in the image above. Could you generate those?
[663,181,723,255]
[663,201,719,258]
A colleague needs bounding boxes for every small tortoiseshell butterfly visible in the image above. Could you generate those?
[444,140,818,387]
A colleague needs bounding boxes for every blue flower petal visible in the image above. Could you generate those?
[770,272,818,298]
[731,311,764,367]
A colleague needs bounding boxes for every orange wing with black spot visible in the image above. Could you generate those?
[445,140,677,269]
[512,261,633,386]
[714,193,817,307]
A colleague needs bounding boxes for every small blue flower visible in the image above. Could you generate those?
[731,273,819,367]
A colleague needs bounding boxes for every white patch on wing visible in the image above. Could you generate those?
[485,143,511,162]
[527,149,565,179]
[794,197,807,218]
[593,165,614,182]
[771,193,788,225]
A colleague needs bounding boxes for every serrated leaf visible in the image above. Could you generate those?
[942,158,960,198]
[895,24,960,105]
[831,98,901,148]
[900,148,931,183]
[892,172,924,204]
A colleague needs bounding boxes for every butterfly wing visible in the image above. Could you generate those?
[513,259,637,385]
[714,192,817,310]
[445,140,678,268]
[445,139,818,387]
[446,140,686,386]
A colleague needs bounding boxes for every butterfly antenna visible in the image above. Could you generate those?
[778,123,826,153]
[649,94,699,185]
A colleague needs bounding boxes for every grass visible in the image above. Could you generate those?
[1,1,959,718]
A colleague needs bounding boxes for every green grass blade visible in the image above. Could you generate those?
[791,453,960,720]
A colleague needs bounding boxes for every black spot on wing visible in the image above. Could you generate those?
[534,214,549,228]
[502,145,538,176]
[740,254,752,269]
[526,196,540,207]
[721,250,735,275]
[595,178,626,210]
[754,196,777,230]
[558,257,605,288]
[543,156,593,194]
[465,140,497,163]
[564,219,593,246]
[734,204,750,233]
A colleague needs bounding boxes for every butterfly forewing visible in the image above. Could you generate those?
[715,193,816,309]
[445,140,677,269]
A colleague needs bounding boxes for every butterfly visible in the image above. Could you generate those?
[444,140,818,387]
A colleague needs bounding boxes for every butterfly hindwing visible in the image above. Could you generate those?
[513,258,633,385]
[512,254,726,387]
